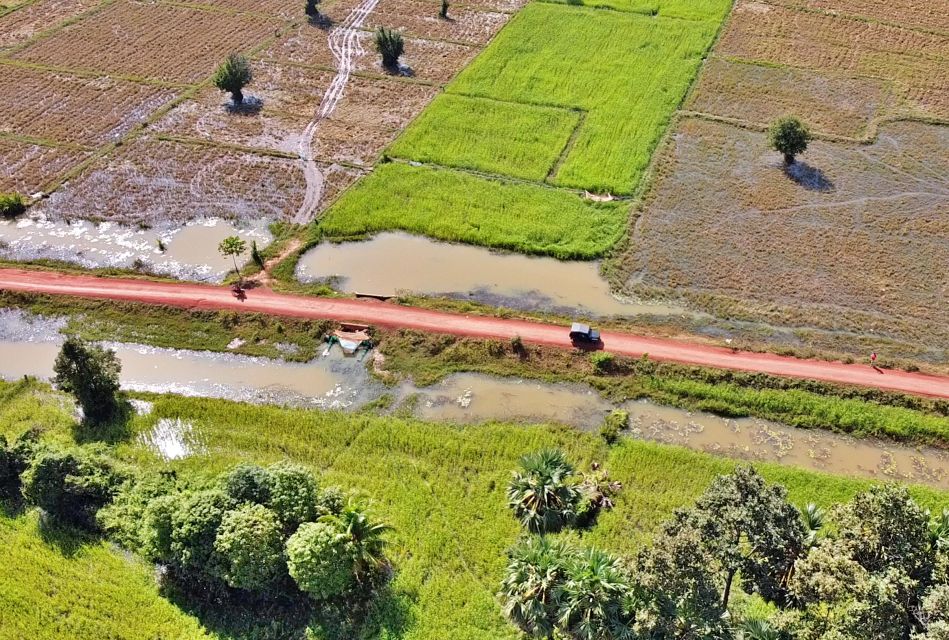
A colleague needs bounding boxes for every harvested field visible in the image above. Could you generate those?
[0,0,101,48]
[32,137,306,225]
[448,3,720,193]
[0,66,177,146]
[261,26,479,85]
[764,0,949,34]
[357,0,509,45]
[319,162,627,259]
[628,118,949,348]
[388,94,581,180]
[685,57,895,138]
[13,1,283,83]
[0,139,89,194]
[538,0,730,21]
[717,0,949,119]
[308,119,399,165]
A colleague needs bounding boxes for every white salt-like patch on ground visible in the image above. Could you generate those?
[227,338,245,349]
[129,399,153,416]
[140,418,197,460]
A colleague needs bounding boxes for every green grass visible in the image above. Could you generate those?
[387,94,582,181]
[318,163,627,259]
[6,382,949,639]
[538,0,731,21]
[444,3,720,194]
[0,511,211,640]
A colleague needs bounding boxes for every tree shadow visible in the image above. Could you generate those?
[226,96,264,116]
[37,511,93,559]
[72,398,134,444]
[308,12,333,28]
[784,161,835,193]
[381,62,414,77]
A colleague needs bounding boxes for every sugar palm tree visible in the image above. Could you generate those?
[499,536,573,638]
[801,502,825,549]
[739,618,782,640]
[507,449,581,534]
[929,508,949,551]
[322,500,391,581]
[555,547,635,640]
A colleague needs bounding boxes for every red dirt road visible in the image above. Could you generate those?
[2,268,948,399]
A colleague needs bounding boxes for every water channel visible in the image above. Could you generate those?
[0,217,271,282]
[1,308,946,489]
[296,232,687,317]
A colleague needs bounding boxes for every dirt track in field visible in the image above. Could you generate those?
[2,268,948,399]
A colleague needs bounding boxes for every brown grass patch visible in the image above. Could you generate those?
[261,27,478,84]
[685,57,894,138]
[718,0,949,119]
[0,0,101,48]
[763,0,949,35]
[627,118,949,348]
[0,66,176,145]
[13,0,283,83]
[0,139,90,193]
[32,137,305,224]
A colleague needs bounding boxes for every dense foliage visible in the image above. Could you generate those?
[0,192,26,218]
[52,336,124,424]
[213,54,253,104]
[374,27,404,68]
[768,116,811,165]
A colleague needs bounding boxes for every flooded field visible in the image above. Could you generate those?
[2,308,947,488]
[296,232,686,317]
[0,217,271,282]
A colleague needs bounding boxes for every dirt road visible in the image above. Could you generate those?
[2,268,947,399]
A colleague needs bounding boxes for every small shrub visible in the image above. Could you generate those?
[0,192,26,218]
[590,351,614,373]
[374,27,404,69]
[439,0,448,18]
[599,409,628,445]
[510,335,523,352]
[286,521,355,600]
[251,240,265,270]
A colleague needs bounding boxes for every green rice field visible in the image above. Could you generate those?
[3,381,947,639]
[538,0,731,21]
[318,162,627,259]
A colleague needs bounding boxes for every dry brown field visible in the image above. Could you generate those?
[0,66,177,145]
[764,0,949,34]
[628,118,949,351]
[0,139,90,194]
[0,0,509,222]
[717,0,949,119]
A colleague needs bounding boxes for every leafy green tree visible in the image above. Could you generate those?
[224,463,272,505]
[768,116,811,165]
[507,449,581,534]
[52,337,123,424]
[679,465,805,608]
[322,501,390,582]
[0,192,26,218]
[374,28,404,69]
[140,493,179,563]
[218,235,247,283]
[97,471,176,553]
[170,489,234,573]
[214,503,286,591]
[213,53,253,104]
[267,461,320,531]
[499,536,573,638]
[21,446,124,530]
[286,521,354,600]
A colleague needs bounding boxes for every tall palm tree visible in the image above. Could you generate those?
[555,547,635,640]
[801,502,825,549]
[507,449,581,534]
[499,536,574,638]
[321,500,391,581]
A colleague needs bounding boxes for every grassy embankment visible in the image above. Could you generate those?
[318,1,728,257]
[2,378,948,639]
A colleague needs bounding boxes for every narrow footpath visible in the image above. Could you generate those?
[1,268,947,399]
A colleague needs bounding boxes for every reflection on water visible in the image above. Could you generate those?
[296,232,686,317]
[624,401,949,490]
[0,217,271,282]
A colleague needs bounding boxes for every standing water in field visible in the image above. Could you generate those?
[296,232,687,317]
[0,217,271,282]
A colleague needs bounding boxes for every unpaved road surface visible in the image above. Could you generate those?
[2,268,947,399]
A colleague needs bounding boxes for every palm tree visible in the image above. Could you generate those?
[499,536,573,638]
[507,449,581,534]
[321,500,391,581]
[555,547,635,640]
[739,618,782,640]
[801,502,825,549]
[929,508,949,551]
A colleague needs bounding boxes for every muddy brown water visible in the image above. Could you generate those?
[296,232,687,317]
[0,217,271,282]
[2,308,947,488]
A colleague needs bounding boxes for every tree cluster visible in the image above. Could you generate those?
[98,461,391,603]
[501,464,949,640]
[506,449,622,534]
[53,336,125,425]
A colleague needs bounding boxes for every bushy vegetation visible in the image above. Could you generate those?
[374,27,404,69]
[52,336,124,425]
[0,191,26,218]
[599,409,628,445]
[441,3,721,194]
[769,115,811,165]
[388,94,581,181]
[318,162,627,259]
